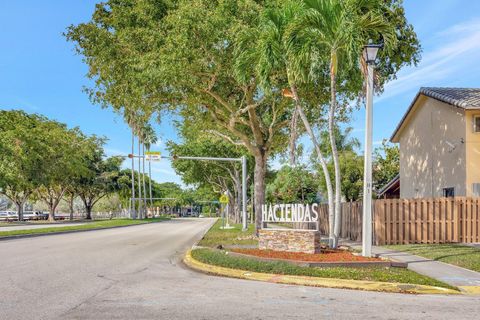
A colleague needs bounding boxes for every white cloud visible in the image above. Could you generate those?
[437,19,480,37]
[377,19,480,103]
[151,167,177,176]
[105,148,127,157]
[153,138,163,148]
[350,128,365,133]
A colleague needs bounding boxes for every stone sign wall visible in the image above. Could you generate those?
[258,229,321,254]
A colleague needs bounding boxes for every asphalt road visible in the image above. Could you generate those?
[1,218,479,320]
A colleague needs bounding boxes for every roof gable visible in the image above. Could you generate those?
[390,87,480,142]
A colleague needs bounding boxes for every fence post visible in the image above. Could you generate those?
[454,198,460,242]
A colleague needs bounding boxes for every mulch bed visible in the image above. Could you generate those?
[231,248,382,263]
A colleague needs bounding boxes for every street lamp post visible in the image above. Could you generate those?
[241,155,248,231]
[362,43,381,257]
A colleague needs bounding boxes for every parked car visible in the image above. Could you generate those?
[23,211,36,220]
[0,211,18,221]
[23,211,47,220]
[0,211,9,221]
[39,212,50,220]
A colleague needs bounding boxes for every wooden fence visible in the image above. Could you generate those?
[318,197,480,245]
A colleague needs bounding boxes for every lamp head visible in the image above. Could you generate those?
[363,43,382,65]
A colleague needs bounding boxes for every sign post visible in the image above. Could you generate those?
[219,194,234,230]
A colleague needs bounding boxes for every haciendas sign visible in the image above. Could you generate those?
[261,203,319,223]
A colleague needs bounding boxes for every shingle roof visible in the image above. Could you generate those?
[376,174,400,197]
[419,87,480,109]
[390,87,480,142]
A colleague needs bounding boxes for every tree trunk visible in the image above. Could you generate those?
[15,201,24,222]
[329,71,342,248]
[253,153,267,232]
[137,136,143,219]
[68,195,74,221]
[289,83,335,241]
[82,197,93,220]
[85,205,93,220]
[49,202,59,222]
[289,106,299,166]
[227,190,235,223]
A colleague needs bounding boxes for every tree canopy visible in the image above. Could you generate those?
[66,0,421,234]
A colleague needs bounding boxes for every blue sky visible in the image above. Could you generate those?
[1,0,480,186]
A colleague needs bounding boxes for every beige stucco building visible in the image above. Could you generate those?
[391,87,480,198]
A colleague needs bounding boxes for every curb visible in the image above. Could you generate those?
[0,219,170,241]
[184,250,460,295]
[458,286,480,295]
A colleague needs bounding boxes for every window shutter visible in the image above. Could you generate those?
[474,116,480,133]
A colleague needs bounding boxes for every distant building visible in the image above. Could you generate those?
[390,87,480,198]
[376,174,400,199]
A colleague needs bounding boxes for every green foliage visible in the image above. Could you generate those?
[198,219,258,248]
[336,151,364,201]
[67,0,299,231]
[155,182,185,207]
[314,127,364,201]
[0,111,51,192]
[74,147,124,219]
[65,0,172,117]
[287,0,420,94]
[0,110,103,219]
[267,165,318,203]
[66,0,421,230]
[191,248,454,289]
[167,138,252,192]
[373,140,399,190]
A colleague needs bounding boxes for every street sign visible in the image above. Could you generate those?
[219,194,229,204]
[145,151,161,161]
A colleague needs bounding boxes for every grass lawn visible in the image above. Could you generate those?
[0,217,170,237]
[198,219,258,247]
[385,244,480,273]
[195,221,455,289]
[191,248,455,290]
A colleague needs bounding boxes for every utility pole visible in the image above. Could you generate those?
[131,128,136,219]
[129,154,249,230]
[137,136,143,219]
[148,158,153,207]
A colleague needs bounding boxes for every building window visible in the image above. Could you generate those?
[473,183,480,197]
[443,187,455,197]
[474,115,480,133]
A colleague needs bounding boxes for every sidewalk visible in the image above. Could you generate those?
[341,240,480,293]
[0,222,86,231]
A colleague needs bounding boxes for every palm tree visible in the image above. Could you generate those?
[142,125,158,207]
[288,0,395,247]
[124,110,137,219]
[235,1,336,243]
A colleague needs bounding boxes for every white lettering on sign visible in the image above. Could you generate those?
[261,203,319,223]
